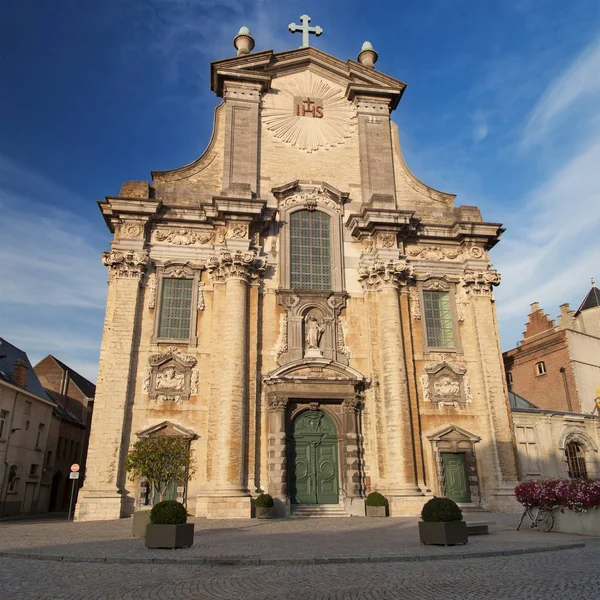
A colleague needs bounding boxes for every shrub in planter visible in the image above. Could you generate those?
[515,478,600,513]
[365,492,387,517]
[419,497,467,545]
[255,493,275,519]
[145,500,194,549]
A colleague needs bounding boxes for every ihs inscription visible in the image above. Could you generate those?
[294,96,323,118]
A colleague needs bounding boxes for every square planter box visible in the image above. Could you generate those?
[419,521,468,546]
[145,523,194,549]
[366,505,387,517]
[132,511,152,537]
[255,506,275,519]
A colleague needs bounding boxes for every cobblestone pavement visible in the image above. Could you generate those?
[1,542,600,599]
[0,512,590,563]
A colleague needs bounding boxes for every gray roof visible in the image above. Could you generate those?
[576,285,600,314]
[44,389,87,427]
[0,337,53,402]
[508,390,539,410]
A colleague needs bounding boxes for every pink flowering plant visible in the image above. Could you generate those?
[515,478,600,513]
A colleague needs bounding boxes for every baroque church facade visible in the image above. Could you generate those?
[76,30,520,520]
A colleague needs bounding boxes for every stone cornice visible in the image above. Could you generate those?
[357,260,414,291]
[102,250,149,280]
[98,197,161,234]
[346,207,419,238]
[206,250,266,284]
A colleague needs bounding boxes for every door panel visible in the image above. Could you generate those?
[290,410,339,505]
[441,453,471,503]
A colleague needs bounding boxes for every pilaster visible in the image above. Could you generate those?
[75,250,148,521]
[461,268,520,510]
[357,260,424,512]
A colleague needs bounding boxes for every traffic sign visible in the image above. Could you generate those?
[69,472,80,480]
[71,464,80,473]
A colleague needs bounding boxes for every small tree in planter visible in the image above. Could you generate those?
[419,497,467,545]
[365,492,387,517]
[255,493,275,519]
[126,436,195,537]
[145,500,194,549]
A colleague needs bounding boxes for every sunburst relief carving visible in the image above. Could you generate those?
[262,72,357,153]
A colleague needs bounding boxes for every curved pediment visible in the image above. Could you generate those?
[264,358,365,384]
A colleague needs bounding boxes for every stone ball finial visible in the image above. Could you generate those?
[358,41,378,68]
[233,26,255,56]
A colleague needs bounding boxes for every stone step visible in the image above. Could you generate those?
[291,504,349,518]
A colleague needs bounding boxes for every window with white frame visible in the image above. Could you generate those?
[423,290,455,348]
[515,426,541,475]
[157,278,194,339]
[535,361,547,376]
[0,410,8,439]
[507,372,513,386]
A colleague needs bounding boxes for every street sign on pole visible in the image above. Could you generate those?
[67,467,80,521]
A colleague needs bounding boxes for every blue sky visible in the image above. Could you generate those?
[1,0,599,381]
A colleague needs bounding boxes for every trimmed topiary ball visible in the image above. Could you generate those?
[421,497,463,522]
[150,500,187,525]
[366,492,387,507]
[255,493,274,508]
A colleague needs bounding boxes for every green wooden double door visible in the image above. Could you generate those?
[441,453,471,503]
[290,410,339,505]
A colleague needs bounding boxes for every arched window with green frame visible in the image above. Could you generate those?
[289,210,332,290]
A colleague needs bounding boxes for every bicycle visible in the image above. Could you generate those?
[517,506,554,532]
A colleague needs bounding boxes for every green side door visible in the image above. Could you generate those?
[441,453,471,503]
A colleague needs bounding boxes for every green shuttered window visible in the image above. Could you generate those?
[423,290,454,348]
[158,278,193,339]
[290,210,332,290]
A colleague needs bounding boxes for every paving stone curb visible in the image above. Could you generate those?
[0,542,585,566]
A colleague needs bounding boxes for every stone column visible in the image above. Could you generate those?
[358,260,423,513]
[462,269,520,512]
[75,250,148,521]
[266,393,287,504]
[342,395,363,499]
[202,251,265,517]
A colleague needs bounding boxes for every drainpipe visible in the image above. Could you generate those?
[559,367,573,412]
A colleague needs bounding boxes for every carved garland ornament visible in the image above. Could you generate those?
[407,245,486,261]
[147,275,157,309]
[102,250,149,279]
[152,228,214,246]
[357,260,414,292]
[206,250,267,284]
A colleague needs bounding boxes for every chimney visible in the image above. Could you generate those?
[13,359,28,387]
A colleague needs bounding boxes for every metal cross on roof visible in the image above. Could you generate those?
[288,14,323,48]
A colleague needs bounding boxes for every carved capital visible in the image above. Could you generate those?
[206,250,267,284]
[343,394,364,413]
[266,394,288,412]
[357,260,414,292]
[102,250,149,280]
[461,269,501,297]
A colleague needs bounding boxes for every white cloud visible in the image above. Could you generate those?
[493,34,600,347]
[0,154,108,382]
[522,35,600,147]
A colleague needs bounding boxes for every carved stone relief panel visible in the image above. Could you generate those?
[276,291,348,366]
[145,346,198,404]
[420,362,472,408]
[151,228,215,246]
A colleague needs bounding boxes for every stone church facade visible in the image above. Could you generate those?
[76,38,520,520]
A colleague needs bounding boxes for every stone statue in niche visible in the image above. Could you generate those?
[305,314,324,358]
[155,366,186,391]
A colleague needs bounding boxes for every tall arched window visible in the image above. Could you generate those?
[565,441,588,479]
[290,210,332,290]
